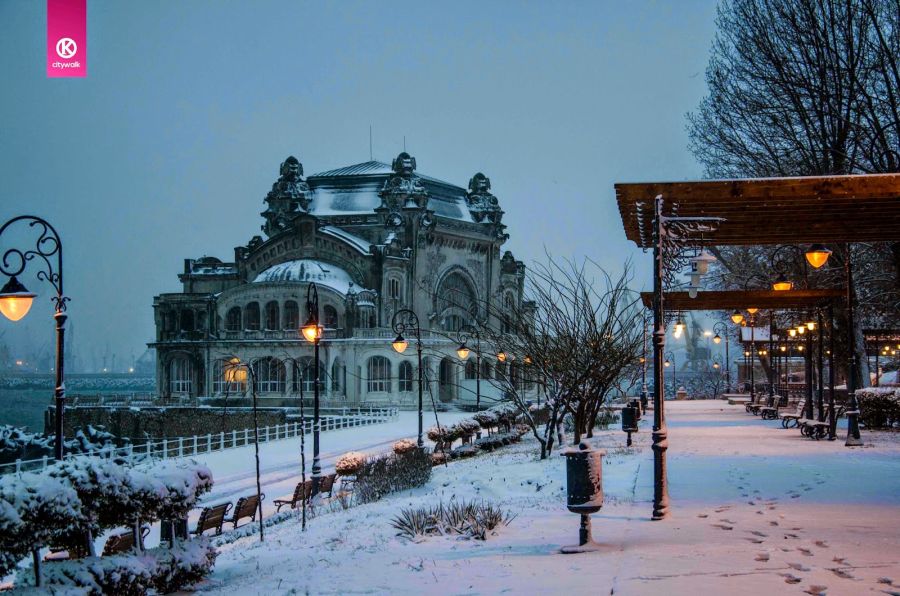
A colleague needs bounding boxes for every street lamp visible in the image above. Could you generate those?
[391,309,425,447]
[713,321,731,392]
[664,350,675,398]
[455,325,482,410]
[0,216,68,460]
[301,283,323,495]
[730,309,744,325]
[805,244,832,269]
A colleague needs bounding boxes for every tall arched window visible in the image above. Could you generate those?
[399,361,414,392]
[331,359,344,393]
[180,309,195,332]
[169,356,193,394]
[283,300,299,330]
[480,359,492,380]
[244,302,260,330]
[254,357,286,393]
[324,305,338,328]
[225,307,242,332]
[367,356,391,393]
[264,301,280,330]
[439,357,455,402]
[436,272,476,318]
[296,357,325,394]
[465,359,477,380]
[213,359,247,394]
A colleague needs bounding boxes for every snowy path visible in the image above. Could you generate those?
[202,401,900,595]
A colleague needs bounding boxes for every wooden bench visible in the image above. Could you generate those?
[102,526,150,556]
[759,394,789,420]
[274,480,312,512]
[779,398,808,428]
[317,473,337,498]
[798,404,846,440]
[227,493,265,529]
[192,502,232,536]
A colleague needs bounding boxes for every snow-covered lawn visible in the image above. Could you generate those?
[195,401,900,595]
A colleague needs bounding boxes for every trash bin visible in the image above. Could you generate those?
[621,406,638,433]
[561,442,605,553]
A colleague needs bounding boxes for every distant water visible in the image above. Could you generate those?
[0,374,155,432]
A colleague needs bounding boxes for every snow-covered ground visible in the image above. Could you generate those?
[199,401,900,596]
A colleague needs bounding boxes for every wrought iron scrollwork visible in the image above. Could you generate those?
[0,215,68,311]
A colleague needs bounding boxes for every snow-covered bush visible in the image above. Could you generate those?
[426,425,448,445]
[457,419,482,441]
[450,445,479,459]
[391,500,515,541]
[392,439,418,455]
[489,404,519,431]
[527,403,550,425]
[0,424,127,466]
[354,448,431,505]
[17,537,217,594]
[335,451,367,476]
[473,436,503,451]
[856,388,900,428]
[431,452,448,466]
[0,471,83,578]
[473,411,498,433]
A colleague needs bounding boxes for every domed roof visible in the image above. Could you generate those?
[252,259,366,295]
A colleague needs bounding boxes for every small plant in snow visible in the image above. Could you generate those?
[335,451,367,476]
[391,500,515,541]
[392,439,418,455]
[473,411,498,433]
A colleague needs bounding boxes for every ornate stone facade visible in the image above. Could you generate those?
[150,153,536,408]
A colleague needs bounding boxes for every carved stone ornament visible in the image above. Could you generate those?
[380,152,428,214]
[261,155,311,237]
[466,172,503,224]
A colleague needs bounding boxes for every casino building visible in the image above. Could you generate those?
[149,152,536,408]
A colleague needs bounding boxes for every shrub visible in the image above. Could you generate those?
[391,500,515,541]
[354,448,431,504]
[335,451,367,476]
[458,419,481,438]
[473,436,503,451]
[450,445,478,459]
[431,452,448,466]
[17,538,217,594]
[857,388,900,428]
[426,426,448,444]
[473,411,498,432]
[392,439,418,455]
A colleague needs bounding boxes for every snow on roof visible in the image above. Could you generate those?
[253,259,369,295]
[319,226,372,255]
[192,265,238,276]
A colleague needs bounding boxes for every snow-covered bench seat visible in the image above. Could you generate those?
[192,502,232,536]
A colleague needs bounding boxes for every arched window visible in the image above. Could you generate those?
[165,312,177,332]
[283,300,299,330]
[180,309,195,332]
[357,306,375,329]
[254,357,286,393]
[436,272,476,319]
[296,357,325,394]
[399,361,414,392]
[264,301,280,330]
[213,359,247,394]
[389,278,401,301]
[480,359,492,380]
[444,314,466,332]
[331,359,344,393]
[367,356,391,393]
[324,305,338,328]
[439,357,455,402]
[465,359,477,380]
[244,302,260,330]
[169,356,193,394]
[502,293,516,333]
[225,307,242,332]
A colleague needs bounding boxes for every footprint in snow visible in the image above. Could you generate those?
[781,573,802,584]
[715,505,732,513]
[769,521,780,527]
[803,585,828,595]
[745,537,765,544]
[788,562,811,572]
[798,547,814,557]
[832,557,848,565]
[814,540,829,548]
[749,530,767,537]
[712,523,734,531]
[784,533,800,539]
[697,513,709,519]
[720,518,737,524]
[877,577,894,585]
[829,568,853,579]
[755,552,770,562]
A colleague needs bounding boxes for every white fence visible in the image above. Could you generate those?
[0,407,398,476]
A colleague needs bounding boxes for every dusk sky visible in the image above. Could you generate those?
[0,0,717,370]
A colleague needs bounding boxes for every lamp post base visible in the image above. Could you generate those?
[560,514,604,554]
[845,411,863,446]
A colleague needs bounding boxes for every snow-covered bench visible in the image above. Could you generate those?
[102,526,150,555]
[779,398,808,428]
[192,502,232,536]
[274,480,312,512]
[227,493,265,529]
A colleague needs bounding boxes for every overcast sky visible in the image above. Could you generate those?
[0,0,717,371]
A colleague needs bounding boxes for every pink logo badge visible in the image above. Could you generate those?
[47,0,86,78]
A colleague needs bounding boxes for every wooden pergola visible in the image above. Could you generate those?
[638,289,844,311]
[615,173,900,521]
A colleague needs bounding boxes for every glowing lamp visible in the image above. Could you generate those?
[496,351,506,362]
[0,276,36,322]
[639,357,646,364]
[747,307,758,315]
[713,334,722,345]
[664,359,671,367]
[789,329,797,337]
[806,321,815,331]
[301,316,323,343]
[456,343,470,360]
[730,310,744,325]
[805,244,832,269]
[391,334,409,354]
[797,325,805,335]
[713,362,720,369]
[524,355,532,365]
[674,317,685,334]
[780,345,786,352]
[744,350,750,357]
[772,274,792,291]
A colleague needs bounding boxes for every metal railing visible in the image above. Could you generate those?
[0,407,398,476]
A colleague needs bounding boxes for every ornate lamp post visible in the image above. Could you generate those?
[391,309,424,447]
[640,313,649,410]
[455,324,482,410]
[0,216,68,460]
[712,321,730,393]
[301,283,324,494]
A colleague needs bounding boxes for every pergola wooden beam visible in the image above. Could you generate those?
[639,289,843,311]
[616,173,900,248]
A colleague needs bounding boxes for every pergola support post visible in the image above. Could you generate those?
[844,244,862,446]
[651,195,670,521]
